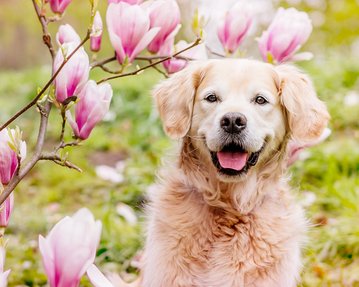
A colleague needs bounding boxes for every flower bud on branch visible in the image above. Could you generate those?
[145,0,181,54]
[49,0,73,15]
[217,1,253,55]
[53,43,90,104]
[0,128,26,185]
[0,193,14,228]
[258,7,313,64]
[66,80,113,140]
[90,11,103,52]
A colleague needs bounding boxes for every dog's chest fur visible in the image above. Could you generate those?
[144,178,306,287]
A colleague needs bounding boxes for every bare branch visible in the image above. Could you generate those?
[0,101,52,205]
[91,55,117,69]
[97,38,201,84]
[151,64,169,78]
[32,0,56,59]
[205,45,226,58]
[39,154,82,172]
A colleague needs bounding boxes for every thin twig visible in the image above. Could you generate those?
[206,45,226,58]
[151,64,169,78]
[97,65,121,74]
[144,58,169,78]
[32,0,55,59]
[39,154,82,172]
[0,30,90,132]
[54,139,80,152]
[91,55,116,68]
[59,107,67,142]
[136,55,193,61]
[60,141,80,149]
[97,38,201,84]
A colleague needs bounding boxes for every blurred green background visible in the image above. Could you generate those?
[0,0,359,286]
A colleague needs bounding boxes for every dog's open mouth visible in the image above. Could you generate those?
[210,143,263,176]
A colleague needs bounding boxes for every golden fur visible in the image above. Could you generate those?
[141,59,329,287]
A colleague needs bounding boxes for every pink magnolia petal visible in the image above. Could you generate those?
[90,11,103,52]
[0,269,10,287]
[87,264,114,287]
[287,51,313,62]
[217,2,253,54]
[287,128,331,166]
[50,0,73,14]
[66,110,80,138]
[56,24,81,46]
[130,27,160,61]
[0,193,14,227]
[39,235,56,287]
[146,0,181,54]
[258,7,312,63]
[39,208,102,287]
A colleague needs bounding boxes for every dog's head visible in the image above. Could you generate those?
[153,59,329,182]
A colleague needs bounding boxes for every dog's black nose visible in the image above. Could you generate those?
[220,113,247,133]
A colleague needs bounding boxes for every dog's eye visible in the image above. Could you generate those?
[205,93,218,103]
[254,95,268,105]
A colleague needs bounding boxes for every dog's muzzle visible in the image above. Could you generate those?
[210,142,264,176]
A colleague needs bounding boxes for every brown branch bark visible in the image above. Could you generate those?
[97,38,201,84]
[0,101,52,205]
[39,154,82,172]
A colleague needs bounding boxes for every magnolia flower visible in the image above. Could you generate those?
[146,0,181,54]
[258,7,312,63]
[287,128,331,166]
[0,193,14,228]
[217,1,253,54]
[0,247,10,287]
[39,208,102,287]
[90,11,103,52]
[53,43,89,104]
[66,80,113,140]
[0,128,26,185]
[56,24,81,46]
[106,2,160,64]
[108,0,143,4]
[160,39,208,74]
[49,0,73,14]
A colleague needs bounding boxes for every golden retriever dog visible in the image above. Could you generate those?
[141,59,329,287]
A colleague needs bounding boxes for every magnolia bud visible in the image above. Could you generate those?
[258,8,312,63]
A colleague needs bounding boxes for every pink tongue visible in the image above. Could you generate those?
[217,151,248,171]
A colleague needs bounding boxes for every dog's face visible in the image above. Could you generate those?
[191,61,285,179]
[154,59,329,182]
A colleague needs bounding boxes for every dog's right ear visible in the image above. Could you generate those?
[153,62,204,139]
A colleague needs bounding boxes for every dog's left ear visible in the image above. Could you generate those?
[153,62,204,139]
[275,64,330,143]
